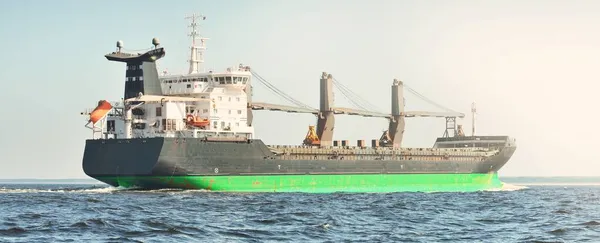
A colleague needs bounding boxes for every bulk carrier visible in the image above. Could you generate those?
[80,14,516,192]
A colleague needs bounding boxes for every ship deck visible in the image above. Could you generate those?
[266,144,500,162]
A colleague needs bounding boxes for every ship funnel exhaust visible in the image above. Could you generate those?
[104,40,166,100]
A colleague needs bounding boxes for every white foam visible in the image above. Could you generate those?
[484,183,528,192]
[0,186,123,194]
[505,182,600,186]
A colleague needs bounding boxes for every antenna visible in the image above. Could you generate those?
[471,102,477,136]
[185,13,209,74]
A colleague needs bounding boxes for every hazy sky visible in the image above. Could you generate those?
[0,0,598,179]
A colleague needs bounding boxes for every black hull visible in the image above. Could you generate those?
[82,138,516,178]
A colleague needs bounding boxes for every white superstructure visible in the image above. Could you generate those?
[88,14,255,141]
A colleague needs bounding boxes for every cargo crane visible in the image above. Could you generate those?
[246,69,465,148]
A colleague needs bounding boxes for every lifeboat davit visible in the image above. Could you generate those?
[186,114,210,128]
[89,100,112,125]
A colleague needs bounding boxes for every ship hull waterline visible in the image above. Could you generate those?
[82,137,515,193]
[92,173,504,193]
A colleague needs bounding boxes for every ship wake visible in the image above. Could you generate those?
[0,186,127,194]
[0,186,214,194]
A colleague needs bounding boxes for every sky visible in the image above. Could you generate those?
[0,0,598,179]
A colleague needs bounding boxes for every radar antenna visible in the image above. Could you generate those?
[471,102,477,136]
[185,13,208,74]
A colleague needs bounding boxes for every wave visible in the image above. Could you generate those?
[484,183,528,192]
[0,186,123,194]
[0,186,212,194]
[506,182,600,186]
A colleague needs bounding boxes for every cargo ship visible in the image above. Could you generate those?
[80,14,516,192]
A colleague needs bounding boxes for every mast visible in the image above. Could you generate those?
[185,13,208,74]
[471,102,477,136]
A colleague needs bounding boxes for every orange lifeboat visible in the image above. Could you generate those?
[89,100,112,125]
[186,114,210,128]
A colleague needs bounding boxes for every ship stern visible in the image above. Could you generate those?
[82,138,165,187]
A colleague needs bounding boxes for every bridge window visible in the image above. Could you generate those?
[165,119,176,131]
[162,119,176,131]
[233,77,238,84]
[226,76,232,84]
[187,84,191,88]
[242,77,248,84]
[133,123,146,130]
[218,77,225,84]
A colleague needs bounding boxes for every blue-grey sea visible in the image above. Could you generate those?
[1,177,600,242]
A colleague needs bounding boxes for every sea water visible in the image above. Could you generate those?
[0,177,599,242]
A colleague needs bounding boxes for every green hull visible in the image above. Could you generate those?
[96,173,504,193]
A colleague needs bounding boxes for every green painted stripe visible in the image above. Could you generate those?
[95,173,503,193]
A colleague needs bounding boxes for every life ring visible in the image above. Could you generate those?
[186,114,194,124]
